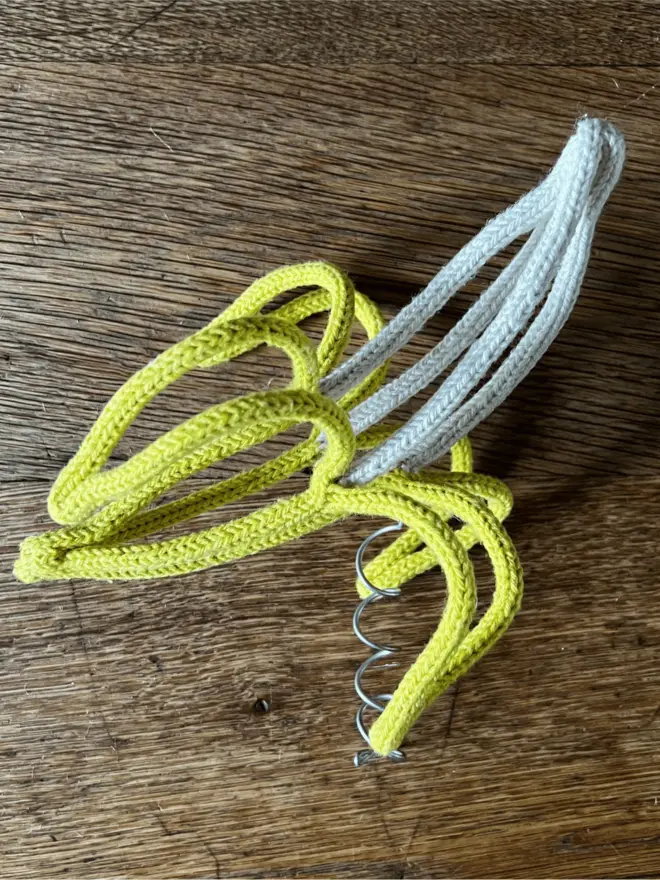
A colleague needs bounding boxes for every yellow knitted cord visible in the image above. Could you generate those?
[14,262,524,757]
[348,470,522,756]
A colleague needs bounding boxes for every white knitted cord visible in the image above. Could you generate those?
[325,118,624,484]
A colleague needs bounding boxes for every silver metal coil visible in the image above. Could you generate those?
[352,520,407,767]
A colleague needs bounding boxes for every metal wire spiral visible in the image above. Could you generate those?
[352,520,407,767]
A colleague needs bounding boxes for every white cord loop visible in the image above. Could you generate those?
[320,117,624,484]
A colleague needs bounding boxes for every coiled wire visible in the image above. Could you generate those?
[352,520,407,766]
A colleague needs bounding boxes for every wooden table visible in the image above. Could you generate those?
[1,4,659,877]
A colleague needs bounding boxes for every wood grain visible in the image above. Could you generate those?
[2,1,660,64]
[1,61,660,878]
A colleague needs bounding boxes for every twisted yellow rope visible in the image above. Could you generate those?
[15,262,523,757]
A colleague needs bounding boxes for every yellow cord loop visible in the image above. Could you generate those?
[14,262,524,757]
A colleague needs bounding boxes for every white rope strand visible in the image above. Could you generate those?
[343,223,547,442]
[329,117,624,484]
[410,122,625,471]
[320,133,577,404]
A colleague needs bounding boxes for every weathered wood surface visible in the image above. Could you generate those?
[1,59,660,879]
[3,1,660,64]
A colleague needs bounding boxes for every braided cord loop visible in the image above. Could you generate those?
[15,261,523,757]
